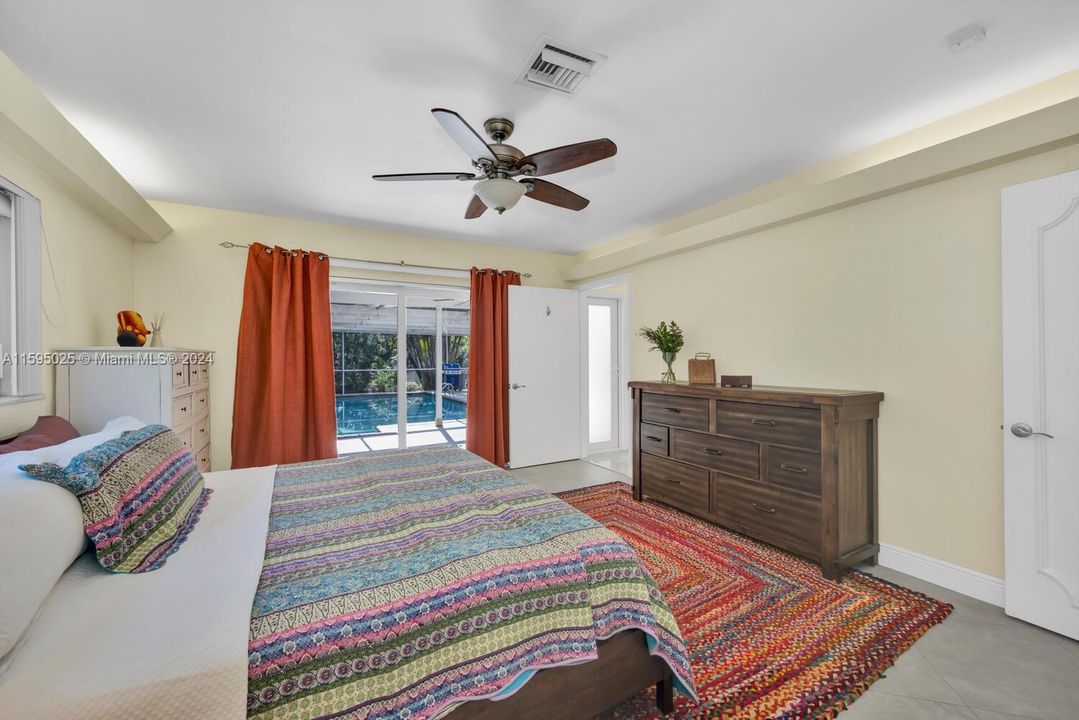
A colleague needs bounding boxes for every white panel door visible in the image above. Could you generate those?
[1002,168,1079,640]
[508,286,581,468]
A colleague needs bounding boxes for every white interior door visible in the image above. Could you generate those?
[1002,168,1079,640]
[508,286,581,468]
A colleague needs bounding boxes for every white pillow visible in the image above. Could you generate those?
[0,416,146,660]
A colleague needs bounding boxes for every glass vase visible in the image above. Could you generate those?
[661,351,677,383]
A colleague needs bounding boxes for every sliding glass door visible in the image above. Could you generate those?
[332,286,400,453]
[402,294,470,448]
[331,280,469,454]
[438,300,470,447]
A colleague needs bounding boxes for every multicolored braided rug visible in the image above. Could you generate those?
[556,482,952,720]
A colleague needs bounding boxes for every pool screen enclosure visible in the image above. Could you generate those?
[331,280,469,451]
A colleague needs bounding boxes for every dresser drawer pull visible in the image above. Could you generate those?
[664,407,682,413]
[645,435,663,442]
[751,503,777,514]
[180,406,188,412]
[779,463,809,474]
[751,419,777,427]
[661,475,681,484]
[702,447,725,456]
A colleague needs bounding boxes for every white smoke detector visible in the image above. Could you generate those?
[514,36,606,96]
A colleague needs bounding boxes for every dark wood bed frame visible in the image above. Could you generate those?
[447,630,674,719]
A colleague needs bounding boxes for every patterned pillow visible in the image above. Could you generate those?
[20,424,211,573]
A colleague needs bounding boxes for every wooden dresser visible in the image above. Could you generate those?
[630,381,883,579]
[55,348,214,472]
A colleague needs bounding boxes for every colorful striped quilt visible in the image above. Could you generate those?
[247,446,695,720]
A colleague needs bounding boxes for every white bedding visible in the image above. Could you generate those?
[0,465,276,720]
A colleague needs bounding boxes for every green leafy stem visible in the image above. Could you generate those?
[637,321,685,355]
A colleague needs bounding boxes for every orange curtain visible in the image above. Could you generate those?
[465,267,521,466]
[231,242,337,469]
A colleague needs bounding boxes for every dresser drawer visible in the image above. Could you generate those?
[195,444,211,473]
[640,454,709,514]
[194,388,210,417]
[175,424,194,451]
[172,393,193,425]
[639,422,669,456]
[715,401,821,451]
[671,428,759,480]
[191,363,211,385]
[193,415,211,449]
[641,392,709,431]
[766,445,821,496]
[171,363,189,390]
[712,473,820,558]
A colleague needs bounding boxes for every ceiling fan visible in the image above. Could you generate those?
[373,108,616,218]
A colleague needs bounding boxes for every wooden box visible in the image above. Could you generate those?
[687,353,716,385]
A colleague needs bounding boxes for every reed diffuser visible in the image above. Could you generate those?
[149,312,168,348]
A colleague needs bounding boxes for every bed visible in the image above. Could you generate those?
[0,445,693,720]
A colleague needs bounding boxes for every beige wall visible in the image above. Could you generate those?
[621,142,1079,579]
[133,201,573,470]
[0,141,136,438]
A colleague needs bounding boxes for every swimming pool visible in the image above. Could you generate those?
[336,392,467,436]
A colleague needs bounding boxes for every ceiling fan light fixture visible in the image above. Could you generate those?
[473,178,525,214]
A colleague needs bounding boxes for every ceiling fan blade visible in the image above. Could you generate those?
[523,179,589,211]
[372,172,477,181]
[465,195,487,219]
[432,108,497,164]
[519,138,616,176]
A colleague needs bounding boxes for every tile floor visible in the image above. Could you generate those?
[515,458,1079,720]
[586,448,633,476]
[512,455,632,495]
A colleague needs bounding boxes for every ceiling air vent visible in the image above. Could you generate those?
[514,36,606,96]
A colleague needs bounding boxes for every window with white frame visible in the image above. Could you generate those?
[0,175,44,403]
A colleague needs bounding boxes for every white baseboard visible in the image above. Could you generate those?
[876,543,1005,607]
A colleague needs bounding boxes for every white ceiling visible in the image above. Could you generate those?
[1,1,1077,254]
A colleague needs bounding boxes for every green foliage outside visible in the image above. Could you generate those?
[333,330,469,395]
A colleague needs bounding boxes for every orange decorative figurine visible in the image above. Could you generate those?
[116,310,152,347]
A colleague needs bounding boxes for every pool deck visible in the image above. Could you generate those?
[337,419,466,454]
